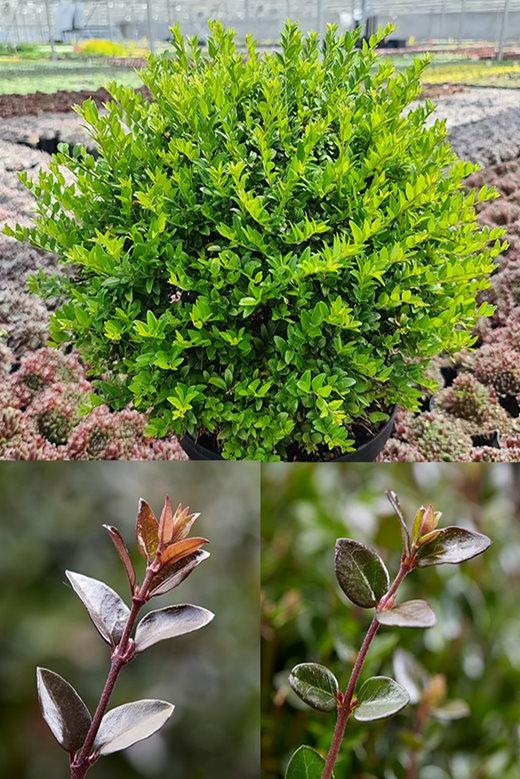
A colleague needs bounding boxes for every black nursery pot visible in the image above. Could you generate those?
[181,407,396,462]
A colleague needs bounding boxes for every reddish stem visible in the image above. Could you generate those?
[321,558,412,779]
[69,559,159,779]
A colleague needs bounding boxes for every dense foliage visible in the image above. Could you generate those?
[9,22,504,459]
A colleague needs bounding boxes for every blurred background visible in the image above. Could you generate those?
[0,462,260,779]
[261,463,520,779]
[2,1,520,94]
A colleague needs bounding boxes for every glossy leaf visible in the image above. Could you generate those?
[36,668,91,753]
[393,649,429,705]
[93,699,174,755]
[416,527,492,567]
[432,699,470,721]
[66,571,130,646]
[285,745,327,779]
[103,525,136,592]
[158,496,175,545]
[160,536,209,566]
[136,498,159,561]
[289,663,338,712]
[335,538,389,608]
[134,604,214,652]
[376,599,436,628]
[354,676,409,721]
[149,550,210,597]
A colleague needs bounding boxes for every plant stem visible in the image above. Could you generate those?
[321,558,411,779]
[69,561,159,779]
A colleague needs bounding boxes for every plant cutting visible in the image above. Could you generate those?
[36,496,213,778]
[285,490,491,778]
[8,22,505,460]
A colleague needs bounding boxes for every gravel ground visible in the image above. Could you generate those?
[427,87,520,129]
[0,112,93,155]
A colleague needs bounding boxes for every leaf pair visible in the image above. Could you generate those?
[289,663,409,722]
[385,491,491,566]
[334,523,491,613]
[333,539,433,626]
[37,669,173,756]
[66,571,214,650]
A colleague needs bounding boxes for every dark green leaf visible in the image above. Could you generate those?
[94,699,174,755]
[416,527,491,567]
[36,668,91,752]
[66,570,130,646]
[335,538,389,608]
[354,676,409,721]
[134,604,214,652]
[285,745,327,779]
[376,599,436,628]
[288,663,338,712]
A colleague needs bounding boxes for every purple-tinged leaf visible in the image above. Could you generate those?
[376,599,436,628]
[136,499,159,561]
[134,604,214,653]
[353,676,409,722]
[66,571,130,646]
[93,699,174,755]
[335,538,389,608]
[36,667,91,752]
[158,496,175,545]
[393,649,429,704]
[416,527,491,567]
[103,525,136,592]
[289,663,338,712]
[149,550,210,597]
[160,536,209,566]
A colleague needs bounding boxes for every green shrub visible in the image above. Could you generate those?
[8,22,505,460]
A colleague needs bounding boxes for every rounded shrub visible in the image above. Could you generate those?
[9,22,505,460]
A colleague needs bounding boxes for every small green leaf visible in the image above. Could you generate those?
[376,599,436,628]
[286,745,327,779]
[335,538,389,608]
[354,676,409,721]
[289,663,339,712]
[416,527,491,567]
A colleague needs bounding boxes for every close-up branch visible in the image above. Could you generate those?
[285,490,491,779]
[36,497,214,777]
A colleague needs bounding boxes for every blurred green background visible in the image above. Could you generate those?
[261,463,520,779]
[0,462,259,779]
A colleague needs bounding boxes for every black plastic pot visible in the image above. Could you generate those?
[181,407,397,462]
